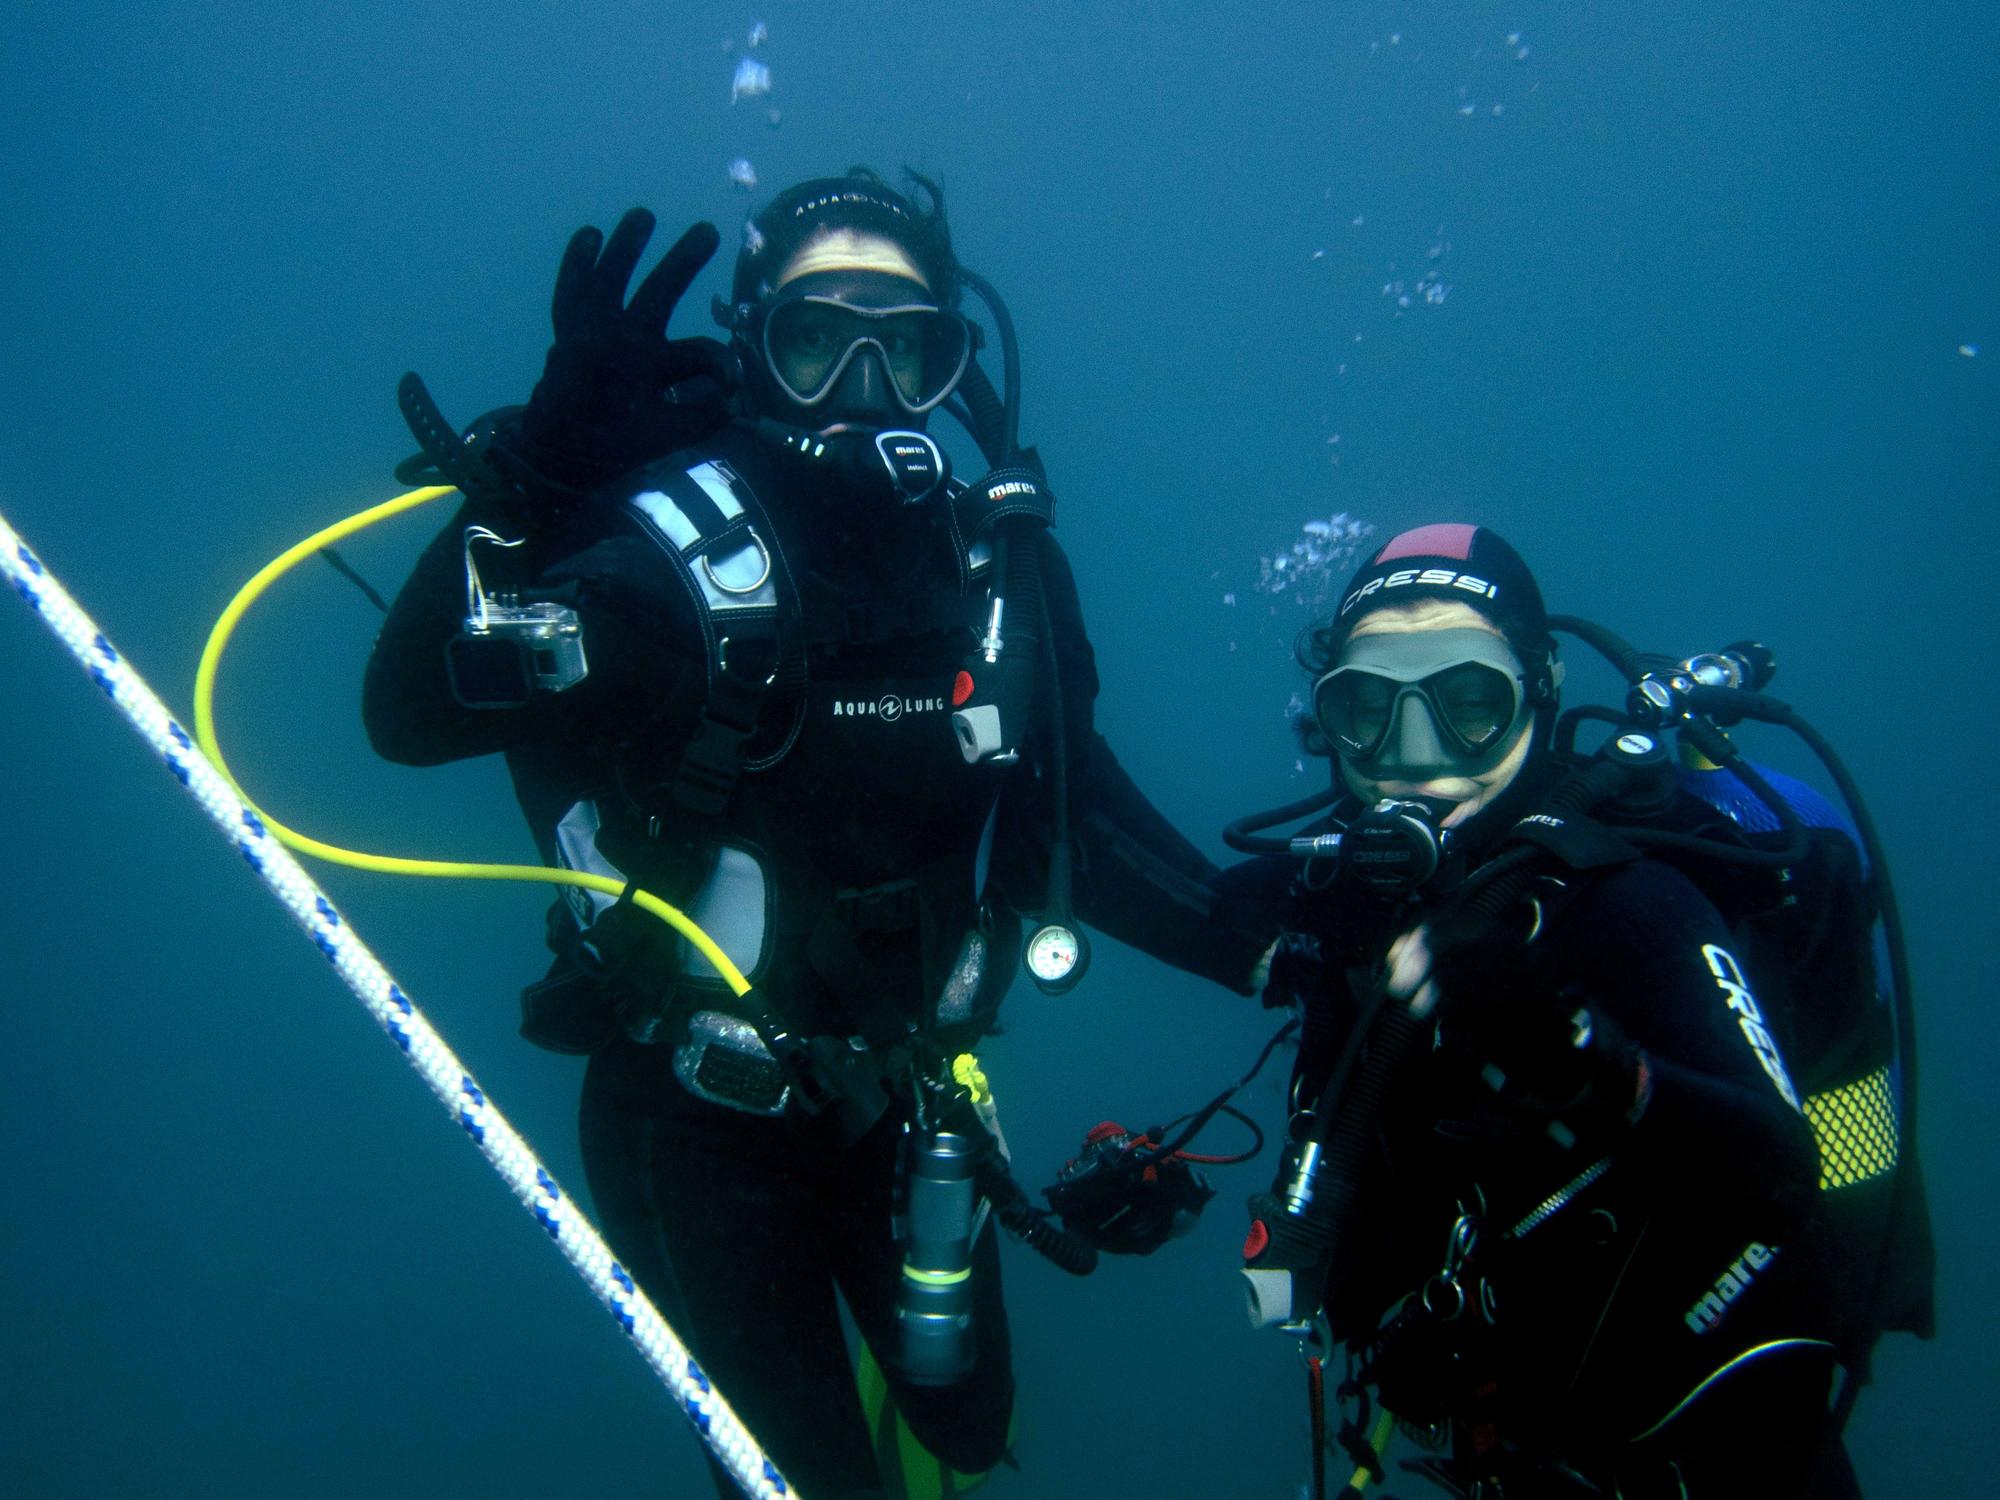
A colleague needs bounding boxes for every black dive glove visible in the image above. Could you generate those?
[1413,917,1650,1139]
[1259,930,1325,1010]
[502,210,737,496]
[532,536,698,739]
[1442,987,1650,1139]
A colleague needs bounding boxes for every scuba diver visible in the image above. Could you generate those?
[1226,524,1931,1498]
[361,169,1275,1500]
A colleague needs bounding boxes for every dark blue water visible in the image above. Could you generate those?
[3,2,1991,1494]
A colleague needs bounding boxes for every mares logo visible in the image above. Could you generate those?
[1702,944,1802,1110]
[985,480,1038,502]
[830,694,945,722]
[1684,1241,1779,1334]
[1339,569,1498,617]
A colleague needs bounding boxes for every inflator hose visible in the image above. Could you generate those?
[956,266,1021,460]
[974,1152,1098,1276]
[957,361,1008,471]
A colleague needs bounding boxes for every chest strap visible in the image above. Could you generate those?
[626,457,790,816]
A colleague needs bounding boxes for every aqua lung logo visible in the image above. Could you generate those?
[1340,569,1498,617]
[791,190,909,223]
[1684,1242,1779,1334]
[831,694,945,721]
[1702,944,1802,1109]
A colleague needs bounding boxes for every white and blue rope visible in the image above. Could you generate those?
[0,508,796,1500]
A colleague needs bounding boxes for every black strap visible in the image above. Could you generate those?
[954,465,1056,538]
[1504,811,1644,872]
[655,465,734,544]
[666,643,774,818]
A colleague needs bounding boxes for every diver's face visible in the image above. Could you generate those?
[1333,600,1534,829]
[755,235,966,435]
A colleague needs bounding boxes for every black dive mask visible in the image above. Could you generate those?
[724,270,974,433]
[1315,628,1531,782]
[760,295,971,416]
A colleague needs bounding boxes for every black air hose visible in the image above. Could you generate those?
[975,1152,1098,1276]
[958,361,1008,470]
[1224,786,1343,855]
[1005,527,1044,653]
[1547,613,1645,683]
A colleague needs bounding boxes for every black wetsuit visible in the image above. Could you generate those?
[363,426,1270,1499]
[1261,792,1840,1497]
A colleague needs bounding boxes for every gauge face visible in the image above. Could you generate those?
[1026,924,1080,983]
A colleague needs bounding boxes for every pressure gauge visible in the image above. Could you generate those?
[1025,921,1090,995]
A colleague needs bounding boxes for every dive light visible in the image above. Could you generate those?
[895,1128,978,1386]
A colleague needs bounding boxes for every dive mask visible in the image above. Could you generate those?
[754,288,973,417]
[1315,628,1529,779]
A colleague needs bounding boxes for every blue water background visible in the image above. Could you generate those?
[2,2,1992,1494]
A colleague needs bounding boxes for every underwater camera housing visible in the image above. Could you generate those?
[446,600,588,709]
[445,525,589,709]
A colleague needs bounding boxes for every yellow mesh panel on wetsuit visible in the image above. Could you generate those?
[1801,1066,1899,1191]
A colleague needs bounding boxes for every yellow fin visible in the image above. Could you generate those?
[855,1340,1019,1500]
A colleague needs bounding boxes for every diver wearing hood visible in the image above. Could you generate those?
[363,169,1275,1500]
[1232,525,1844,1498]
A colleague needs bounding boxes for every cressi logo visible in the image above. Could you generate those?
[1339,569,1497,617]
[1702,944,1802,1110]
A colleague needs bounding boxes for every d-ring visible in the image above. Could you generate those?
[716,635,778,686]
[700,531,772,596]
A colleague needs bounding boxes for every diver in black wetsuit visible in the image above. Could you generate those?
[1235,526,1843,1498]
[363,170,1273,1500]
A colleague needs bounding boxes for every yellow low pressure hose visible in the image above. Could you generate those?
[192,484,753,999]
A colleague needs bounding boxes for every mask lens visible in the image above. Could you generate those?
[763,299,970,411]
[765,299,849,399]
[1314,659,1522,762]
[1425,661,1517,749]
[1315,670,1398,757]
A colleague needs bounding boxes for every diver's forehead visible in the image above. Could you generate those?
[1345,599,1501,640]
[775,228,930,293]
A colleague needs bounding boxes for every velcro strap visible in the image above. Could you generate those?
[833,877,921,934]
[1506,813,1642,870]
[658,467,732,544]
[789,591,978,651]
[955,465,1056,538]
